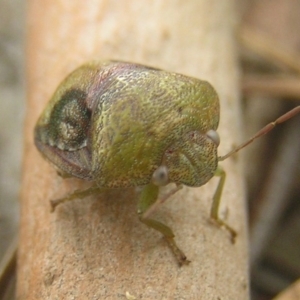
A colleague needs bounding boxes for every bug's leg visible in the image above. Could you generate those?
[142,184,183,219]
[137,183,189,266]
[210,166,237,242]
[50,185,101,212]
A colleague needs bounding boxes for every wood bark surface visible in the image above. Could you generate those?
[17,1,249,299]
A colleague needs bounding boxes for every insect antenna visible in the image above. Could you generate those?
[218,106,300,161]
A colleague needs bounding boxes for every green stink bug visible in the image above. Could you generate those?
[34,60,300,265]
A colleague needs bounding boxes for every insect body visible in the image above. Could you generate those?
[34,60,300,265]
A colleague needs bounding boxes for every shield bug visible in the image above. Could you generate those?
[34,60,300,265]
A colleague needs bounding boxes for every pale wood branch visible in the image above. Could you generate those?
[17,1,249,299]
[273,279,300,300]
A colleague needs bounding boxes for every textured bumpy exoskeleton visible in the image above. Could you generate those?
[34,61,300,265]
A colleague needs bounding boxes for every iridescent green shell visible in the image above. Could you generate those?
[34,61,220,188]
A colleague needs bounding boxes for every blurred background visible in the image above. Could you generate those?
[0,0,24,298]
[0,0,299,299]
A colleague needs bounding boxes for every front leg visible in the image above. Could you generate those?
[50,185,102,212]
[210,166,237,242]
[137,183,189,266]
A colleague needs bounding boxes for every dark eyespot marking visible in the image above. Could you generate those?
[47,89,91,151]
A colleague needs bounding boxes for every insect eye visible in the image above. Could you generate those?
[206,129,220,146]
[152,166,169,186]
